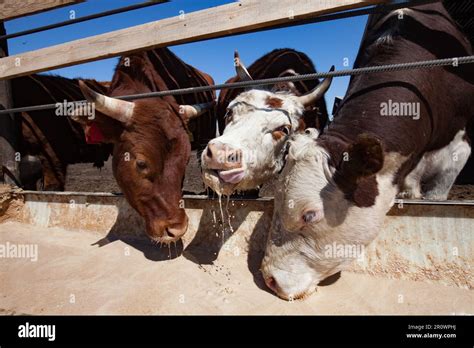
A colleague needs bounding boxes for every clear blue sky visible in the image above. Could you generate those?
[5,0,369,115]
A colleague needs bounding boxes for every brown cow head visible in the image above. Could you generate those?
[75,81,212,244]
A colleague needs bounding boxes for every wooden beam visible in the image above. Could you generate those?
[0,0,387,80]
[0,0,83,21]
[0,22,19,185]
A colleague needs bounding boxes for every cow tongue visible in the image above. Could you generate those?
[218,168,245,184]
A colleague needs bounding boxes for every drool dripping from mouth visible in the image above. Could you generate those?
[203,183,238,256]
[202,169,243,197]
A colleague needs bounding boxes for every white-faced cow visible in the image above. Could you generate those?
[201,49,333,195]
[75,48,215,244]
[261,3,474,300]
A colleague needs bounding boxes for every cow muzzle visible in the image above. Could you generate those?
[203,141,243,170]
[202,141,246,194]
[261,258,319,301]
[146,214,189,244]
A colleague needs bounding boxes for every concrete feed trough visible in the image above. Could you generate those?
[0,186,472,315]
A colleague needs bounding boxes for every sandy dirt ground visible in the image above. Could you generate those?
[448,185,474,200]
[0,221,472,315]
[66,159,119,193]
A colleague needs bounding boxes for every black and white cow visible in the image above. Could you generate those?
[261,3,474,300]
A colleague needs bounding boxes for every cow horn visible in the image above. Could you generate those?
[294,66,335,107]
[234,50,253,81]
[78,80,134,124]
[179,102,214,119]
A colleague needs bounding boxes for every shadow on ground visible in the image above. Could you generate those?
[91,201,183,261]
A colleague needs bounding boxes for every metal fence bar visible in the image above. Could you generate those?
[0,55,472,115]
[9,190,474,205]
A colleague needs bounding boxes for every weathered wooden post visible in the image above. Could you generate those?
[0,21,20,185]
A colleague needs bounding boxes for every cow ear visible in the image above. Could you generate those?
[178,102,215,124]
[296,118,306,131]
[71,112,120,144]
[334,134,384,207]
[337,134,384,180]
[271,69,299,94]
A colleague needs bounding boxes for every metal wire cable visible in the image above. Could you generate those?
[0,55,472,115]
[0,1,169,41]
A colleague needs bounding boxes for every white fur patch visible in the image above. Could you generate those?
[403,129,471,200]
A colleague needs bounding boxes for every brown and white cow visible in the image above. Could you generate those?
[201,49,333,195]
[75,48,215,244]
[261,3,474,300]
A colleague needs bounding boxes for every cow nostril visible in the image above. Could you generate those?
[206,146,212,159]
[165,228,176,239]
[265,276,278,292]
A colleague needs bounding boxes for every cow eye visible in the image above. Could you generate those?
[136,159,148,170]
[224,108,233,124]
[274,125,291,136]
